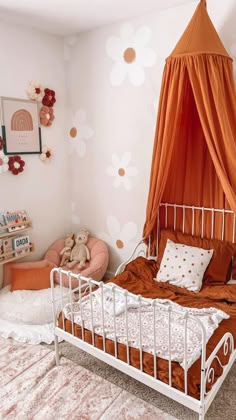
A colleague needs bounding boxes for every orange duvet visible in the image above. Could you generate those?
[58,257,236,399]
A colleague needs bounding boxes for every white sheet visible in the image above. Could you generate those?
[94,283,149,316]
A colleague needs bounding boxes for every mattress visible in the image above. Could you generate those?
[58,256,236,399]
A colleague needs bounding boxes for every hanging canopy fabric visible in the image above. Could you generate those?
[143,0,236,253]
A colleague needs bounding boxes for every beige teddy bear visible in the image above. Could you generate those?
[67,230,90,270]
[59,234,75,267]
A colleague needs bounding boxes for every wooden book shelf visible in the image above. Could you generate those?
[0,220,32,239]
[0,245,34,265]
[0,218,34,265]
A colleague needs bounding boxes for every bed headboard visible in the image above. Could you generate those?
[157,203,236,256]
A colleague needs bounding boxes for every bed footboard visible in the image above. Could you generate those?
[202,332,235,414]
[49,268,236,419]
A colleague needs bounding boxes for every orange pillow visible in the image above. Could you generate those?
[157,229,234,285]
[11,265,53,292]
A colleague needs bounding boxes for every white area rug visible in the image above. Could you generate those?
[0,337,177,419]
[0,286,69,344]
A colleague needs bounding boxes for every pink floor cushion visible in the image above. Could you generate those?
[44,237,109,288]
[3,237,109,289]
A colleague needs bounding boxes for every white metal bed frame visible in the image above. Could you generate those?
[50,203,236,420]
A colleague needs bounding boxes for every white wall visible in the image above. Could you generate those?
[1,0,236,283]
[0,21,70,286]
[65,0,236,275]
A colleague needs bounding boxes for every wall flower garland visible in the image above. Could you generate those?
[8,156,25,175]
[27,81,56,129]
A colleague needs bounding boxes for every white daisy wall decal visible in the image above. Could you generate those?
[99,216,138,259]
[68,109,94,158]
[106,23,156,87]
[106,152,138,190]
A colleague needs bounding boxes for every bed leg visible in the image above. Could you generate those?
[55,335,60,366]
[199,405,205,420]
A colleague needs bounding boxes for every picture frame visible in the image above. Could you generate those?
[1,96,42,155]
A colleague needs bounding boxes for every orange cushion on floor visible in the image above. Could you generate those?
[10,265,53,292]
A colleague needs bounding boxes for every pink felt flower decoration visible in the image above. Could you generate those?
[40,106,55,127]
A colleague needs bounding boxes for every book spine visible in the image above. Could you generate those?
[2,237,13,259]
[12,235,30,257]
[0,239,4,261]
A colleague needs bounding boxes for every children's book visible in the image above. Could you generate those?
[0,239,4,261]
[3,210,28,232]
[12,235,30,256]
[2,237,13,258]
[0,212,8,234]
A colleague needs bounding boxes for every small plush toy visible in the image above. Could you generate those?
[59,234,75,267]
[67,230,90,270]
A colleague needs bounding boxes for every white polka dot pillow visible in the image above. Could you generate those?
[156,239,214,292]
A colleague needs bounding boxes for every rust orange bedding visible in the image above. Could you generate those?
[58,257,236,399]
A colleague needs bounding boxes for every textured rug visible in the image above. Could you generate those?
[0,337,176,419]
[45,341,236,420]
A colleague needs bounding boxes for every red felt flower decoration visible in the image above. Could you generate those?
[42,88,56,107]
[8,155,25,175]
[0,136,4,151]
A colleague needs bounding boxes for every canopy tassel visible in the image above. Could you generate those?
[200,0,207,7]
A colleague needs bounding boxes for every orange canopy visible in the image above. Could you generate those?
[143,0,236,253]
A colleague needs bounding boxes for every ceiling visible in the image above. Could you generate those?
[0,0,194,36]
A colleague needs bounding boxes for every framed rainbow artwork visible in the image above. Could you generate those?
[1,96,42,154]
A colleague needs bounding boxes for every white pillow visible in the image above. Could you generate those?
[156,239,213,292]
